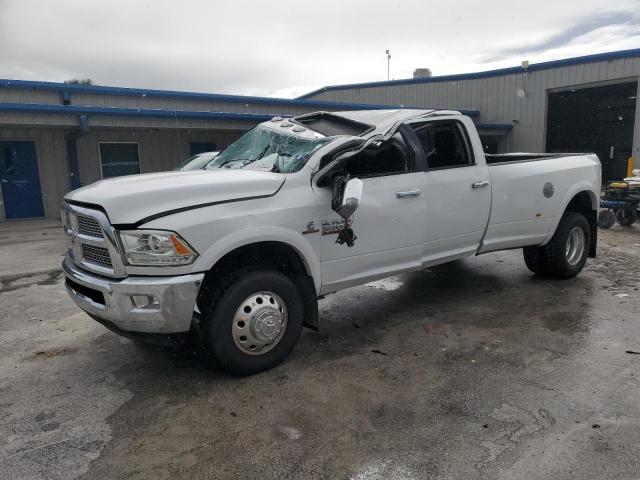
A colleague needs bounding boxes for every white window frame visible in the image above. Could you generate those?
[98,141,141,179]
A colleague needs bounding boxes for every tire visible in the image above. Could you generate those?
[597,209,615,229]
[522,246,549,275]
[522,211,590,279]
[200,270,304,375]
[616,207,638,227]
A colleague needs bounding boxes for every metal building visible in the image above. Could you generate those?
[0,83,391,221]
[0,80,498,222]
[300,49,640,181]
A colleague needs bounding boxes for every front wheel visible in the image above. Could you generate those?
[523,211,591,279]
[200,270,304,375]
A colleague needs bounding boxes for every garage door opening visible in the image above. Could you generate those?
[546,81,637,182]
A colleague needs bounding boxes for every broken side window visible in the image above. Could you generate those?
[342,132,413,178]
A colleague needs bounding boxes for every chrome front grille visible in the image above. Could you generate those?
[82,244,113,268]
[62,203,125,278]
[77,214,103,238]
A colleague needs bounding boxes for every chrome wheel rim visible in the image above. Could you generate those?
[565,226,585,266]
[232,291,288,355]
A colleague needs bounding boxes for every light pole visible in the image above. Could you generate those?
[386,49,391,80]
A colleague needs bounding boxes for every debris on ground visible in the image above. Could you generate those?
[371,349,388,356]
[27,347,78,360]
[625,350,640,355]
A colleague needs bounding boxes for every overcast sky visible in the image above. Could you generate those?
[1,0,639,99]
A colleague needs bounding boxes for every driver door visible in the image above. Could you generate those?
[309,131,427,293]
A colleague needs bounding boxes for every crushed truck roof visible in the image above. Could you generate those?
[292,109,462,138]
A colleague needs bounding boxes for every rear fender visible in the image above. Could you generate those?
[542,184,598,256]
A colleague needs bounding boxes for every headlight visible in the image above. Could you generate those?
[119,230,198,266]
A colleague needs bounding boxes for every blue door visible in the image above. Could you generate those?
[0,141,45,219]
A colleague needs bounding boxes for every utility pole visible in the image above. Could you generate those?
[386,49,391,80]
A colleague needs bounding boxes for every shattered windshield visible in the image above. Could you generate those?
[206,125,332,173]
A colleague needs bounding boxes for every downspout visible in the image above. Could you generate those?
[65,114,89,191]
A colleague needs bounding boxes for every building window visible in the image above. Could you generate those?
[99,142,140,178]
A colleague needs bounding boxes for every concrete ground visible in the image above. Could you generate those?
[1,220,639,480]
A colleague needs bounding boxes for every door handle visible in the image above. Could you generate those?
[471,180,490,189]
[396,189,422,198]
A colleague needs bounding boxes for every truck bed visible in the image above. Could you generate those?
[486,153,588,165]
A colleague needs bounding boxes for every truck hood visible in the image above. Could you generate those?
[65,169,285,225]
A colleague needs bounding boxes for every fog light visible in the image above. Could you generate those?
[130,295,160,310]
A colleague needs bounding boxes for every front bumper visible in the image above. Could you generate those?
[63,255,204,334]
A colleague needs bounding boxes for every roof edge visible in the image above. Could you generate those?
[0,78,468,113]
[298,48,640,99]
[0,102,279,121]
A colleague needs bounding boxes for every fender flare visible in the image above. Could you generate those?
[542,182,598,245]
[196,226,322,294]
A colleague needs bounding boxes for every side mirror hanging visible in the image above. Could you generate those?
[332,176,363,220]
[331,175,363,247]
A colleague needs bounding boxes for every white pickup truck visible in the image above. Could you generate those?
[62,109,601,374]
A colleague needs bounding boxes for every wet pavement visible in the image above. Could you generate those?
[1,220,639,479]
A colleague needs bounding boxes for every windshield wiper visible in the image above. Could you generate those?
[222,145,272,169]
[254,145,271,161]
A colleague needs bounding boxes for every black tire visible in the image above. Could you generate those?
[616,207,638,227]
[522,211,590,279]
[597,209,615,229]
[522,246,549,275]
[200,270,304,375]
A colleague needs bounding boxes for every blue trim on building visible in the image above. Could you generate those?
[298,48,640,99]
[0,78,477,117]
[476,123,513,130]
[0,102,281,122]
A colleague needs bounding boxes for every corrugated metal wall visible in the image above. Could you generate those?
[305,57,640,153]
[68,92,320,117]
[0,86,367,117]
[75,129,244,185]
[0,126,245,221]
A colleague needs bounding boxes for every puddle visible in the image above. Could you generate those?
[0,269,62,293]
